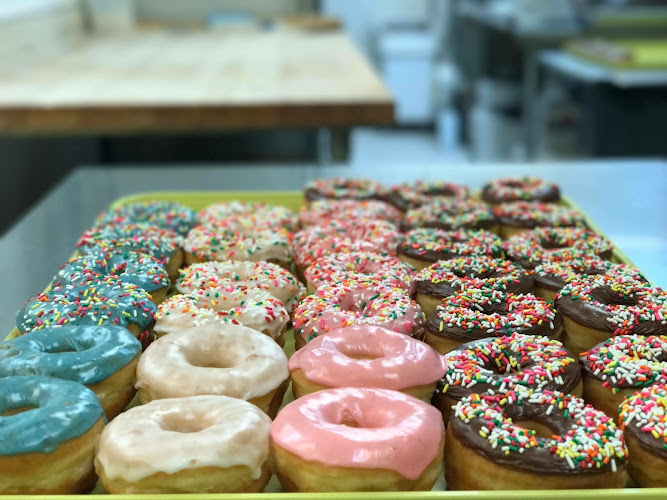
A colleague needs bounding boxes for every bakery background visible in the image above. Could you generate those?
[1,0,666,231]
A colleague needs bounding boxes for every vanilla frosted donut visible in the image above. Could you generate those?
[304,252,415,293]
[177,260,305,316]
[184,225,291,266]
[289,325,445,401]
[292,219,401,275]
[136,324,289,418]
[154,287,288,346]
[299,199,401,227]
[293,282,424,349]
[94,395,272,494]
[271,387,445,492]
[198,201,297,232]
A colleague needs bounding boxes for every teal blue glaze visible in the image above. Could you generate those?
[55,249,170,293]
[0,376,104,455]
[16,275,157,334]
[94,201,197,236]
[0,326,141,385]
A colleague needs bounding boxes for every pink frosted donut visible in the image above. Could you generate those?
[303,251,415,293]
[292,220,402,273]
[292,282,424,349]
[298,199,402,227]
[289,325,446,401]
[270,387,445,492]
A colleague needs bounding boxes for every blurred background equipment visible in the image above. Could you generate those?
[1,0,667,233]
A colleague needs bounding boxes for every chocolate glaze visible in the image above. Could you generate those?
[625,416,667,460]
[415,270,534,300]
[482,183,560,204]
[416,218,497,232]
[305,188,383,202]
[398,245,501,264]
[448,400,610,475]
[386,187,460,212]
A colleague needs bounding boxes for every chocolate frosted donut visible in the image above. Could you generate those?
[386,181,470,211]
[304,178,386,202]
[405,199,497,233]
[397,228,503,271]
[493,202,586,239]
[504,227,613,268]
[445,388,628,490]
[482,177,560,204]
[433,333,581,422]
[413,256,533,317]
[424,287,562,354]
[556,270,667,355]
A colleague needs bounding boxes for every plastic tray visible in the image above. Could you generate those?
[3,190,664,499]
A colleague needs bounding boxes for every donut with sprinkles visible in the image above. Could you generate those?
[556,271,667,355]
[292,281,424,350]
[580,335,667,419]
[386,180,470,211]
[95,201,197,236]
[493,201,587,239]
[298,199,401,227]
[424,287,562,354]
[619,383,667,487]
[198,201,298,232]
[445,387,628,490]
[482,177,560,204]
[434,333,581,422]
[304,251,415,293]
[397,228,503,271]
[304,178,387,202]
[413,256,534,317]
[405,198,497,232]
[503,227,613,269]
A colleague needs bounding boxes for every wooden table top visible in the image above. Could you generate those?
[0,29,394,134]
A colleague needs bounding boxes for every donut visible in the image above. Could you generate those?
[492,201,587,239]
[424,287,563,355]
[0,325,141,419]
[304,178,386,202]
[16,276,157,343]
[270,387,444,492]
[619,384,667,487]
[433,333,581,422]
[198,201,297,232]
[413,256,534,317]
[55,250,170,305]
[405,198,497,232]
[298,199,402,227]
[532,251,636,302]
[136,324,289,418]
[292,219,401,277]
[154,287,289,346]
[176,260,305,316]
[503,226,613,268]
[397,227,503,271]
[95,201,197,236]
[183,224,292,267]
[304,251,415,293]
[482,177,560,204]
[289,325,445,401]
[386,180,470,211]
[94,395,272,493]
[77,222,183,281]
[0,376,105,494]
[293,282,425,350]
[445,387,627,490]
[580,335,667,419]
[556,270,666,355]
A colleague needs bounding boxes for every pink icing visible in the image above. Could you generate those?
[289,325,445,390]
[270,387,444,480]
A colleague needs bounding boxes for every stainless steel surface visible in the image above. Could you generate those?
[1,160,666,335]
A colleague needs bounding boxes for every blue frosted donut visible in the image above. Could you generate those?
[55,250,170,301]
[0,376,105,494]
[16,276,157,342]
[0,326,141,418]
[95,201,197,236]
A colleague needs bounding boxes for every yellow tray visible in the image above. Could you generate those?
[3,190,663,499]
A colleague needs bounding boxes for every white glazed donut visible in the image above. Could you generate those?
[94,395,272,494]
[135,324,289,418]
[154,286,289,346]
[198,201,298,232]
[176,260,305,316]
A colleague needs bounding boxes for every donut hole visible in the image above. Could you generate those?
[485,358,520,374]
[183,346,237,369]
[339,345,384,361]
[1,406,38,417]
[160,412,211,433]
[513,419,556,439]
[541,241,570,250]
[45,346,78,354]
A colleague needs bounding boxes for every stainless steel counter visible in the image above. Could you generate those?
[2,160,666,335]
